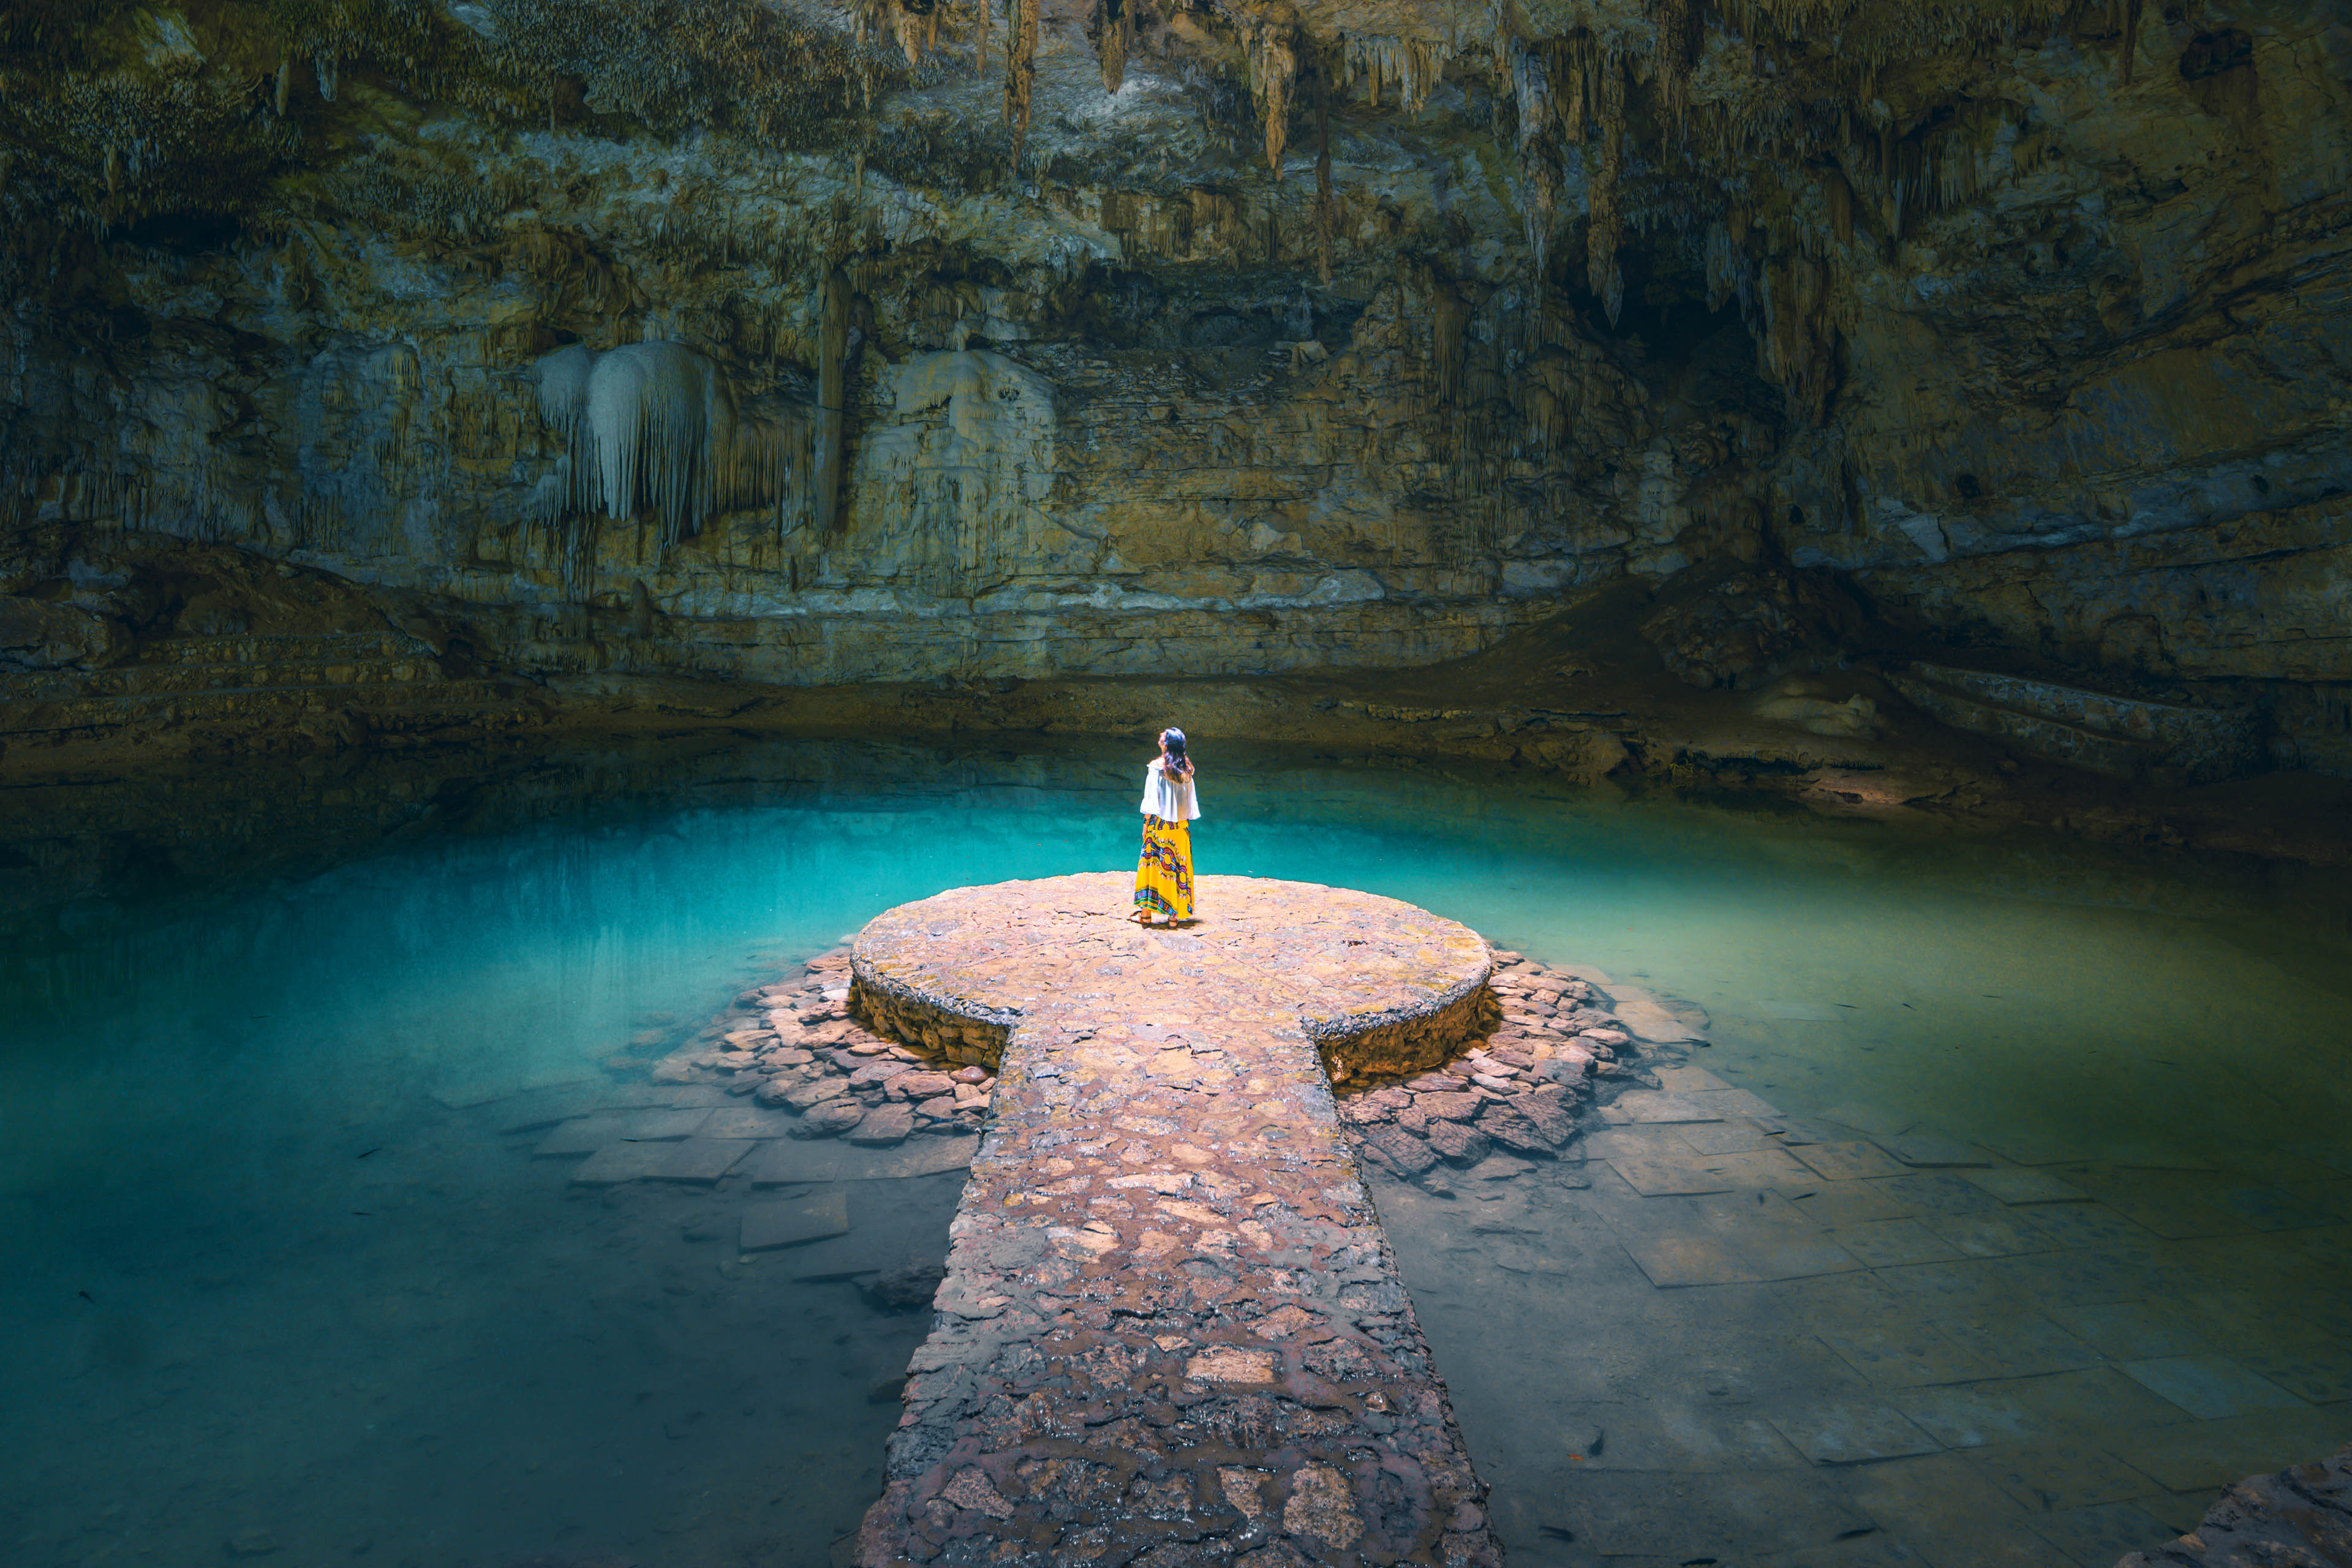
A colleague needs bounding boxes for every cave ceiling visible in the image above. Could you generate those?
[0,0,2345,764]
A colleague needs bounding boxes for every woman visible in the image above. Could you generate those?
[1133,727,1199,925]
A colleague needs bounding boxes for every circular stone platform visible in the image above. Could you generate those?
[850,870,1497,1084]
[845,872,1509,1568]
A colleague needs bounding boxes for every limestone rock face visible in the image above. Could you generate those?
[1640,568,1867,691]
[0,0,2345,769]
[0,596,134,673]
[850,349,1059,598]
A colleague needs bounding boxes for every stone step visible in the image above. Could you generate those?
[1891,662,2261,783]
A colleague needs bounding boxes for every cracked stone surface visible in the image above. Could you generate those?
[848,871,1505,1567]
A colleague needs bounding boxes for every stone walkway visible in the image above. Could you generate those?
[848,872,1506,1568]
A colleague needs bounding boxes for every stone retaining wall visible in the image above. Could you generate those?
[851,975,1014,1071]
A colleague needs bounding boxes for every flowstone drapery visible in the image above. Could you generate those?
[532,341,809,560]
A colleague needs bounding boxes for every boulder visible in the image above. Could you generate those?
[1360,1126,1439,1175]
[1514,1085,1577,1144]
[1423,1120,1492,1167]
[894,1070,957,1099]
[1479,1108,1553,1158]
[864,1262,948,1313]
[794,1100,867,1139]
[850,1104,914,1145]
[783,1077,848,1109]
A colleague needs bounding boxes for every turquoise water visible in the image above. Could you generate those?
[2,736,2347,1566]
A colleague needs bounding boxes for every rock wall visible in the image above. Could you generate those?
[1863,496,2352,774]
[0,0,2346,767]
[0,202,1682,684]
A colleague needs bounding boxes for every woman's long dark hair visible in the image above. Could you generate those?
[1161,727,1193,780]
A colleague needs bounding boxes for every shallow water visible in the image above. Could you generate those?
[2,737,2346,1567]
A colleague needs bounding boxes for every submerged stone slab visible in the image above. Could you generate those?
[849,872,1503,1567]
[646,1136,755,1183]
[699,1104,791,1139]
[741,1190,851,1251]
[533,1115,625,1157]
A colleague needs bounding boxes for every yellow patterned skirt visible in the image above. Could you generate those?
[1134,815,1194,921]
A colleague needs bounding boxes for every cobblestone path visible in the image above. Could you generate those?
[850,872,1507,1567]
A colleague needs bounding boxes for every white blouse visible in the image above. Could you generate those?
[1139,757,1200,821]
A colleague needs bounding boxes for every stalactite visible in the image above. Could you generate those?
[974,0,990,73]
[2119,0,2143,84]
[1096,0,1131,94]
[1340,34,1450,116]
[1507,39,1556,277]
[1703,216,1751,314]
[1653,0,1691,124]
[1431,284,1466,402]
[1510,40,1552,150]
[1005,0,1039,170]
[814,268,852,532]
[1875,123,1899,234]
[1523,153,1558,274]
[1757,255,1836,425]
[1248,26,1297,179]
[1553,35,1586,145]
[1586,53,1624,325]
[1825,167,1853,245]
[1314,61,1333,284]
